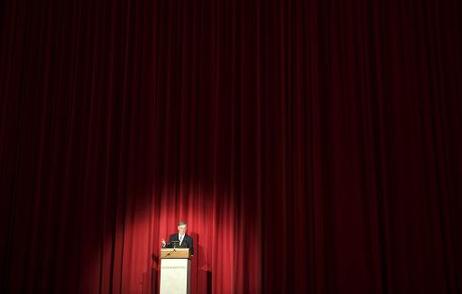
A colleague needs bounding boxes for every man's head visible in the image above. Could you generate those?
[177,220,187,235]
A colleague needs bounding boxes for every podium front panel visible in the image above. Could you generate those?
[159,258,191,294]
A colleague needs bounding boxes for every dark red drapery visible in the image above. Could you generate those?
[1,0,462,293]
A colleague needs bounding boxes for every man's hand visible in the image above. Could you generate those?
[161,239,166,247]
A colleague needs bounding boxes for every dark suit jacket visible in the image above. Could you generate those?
[166,233,194,256]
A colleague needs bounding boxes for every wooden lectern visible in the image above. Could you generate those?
[159,248,191,294]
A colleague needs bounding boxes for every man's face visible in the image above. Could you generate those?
[178,225,187,235]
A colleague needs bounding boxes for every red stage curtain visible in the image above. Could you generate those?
[1,0,462,293]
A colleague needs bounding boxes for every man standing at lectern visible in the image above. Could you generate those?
[161,220,194,256]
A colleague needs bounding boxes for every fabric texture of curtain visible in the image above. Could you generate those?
[1,0,461,293]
